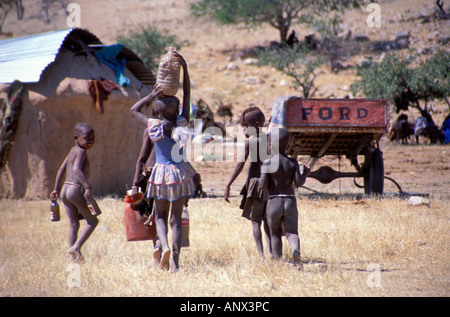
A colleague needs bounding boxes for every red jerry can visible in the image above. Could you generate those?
[124,195,156,242]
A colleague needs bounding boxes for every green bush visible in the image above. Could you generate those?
[190,0,362,44]
[351,51,450,113]
[117,25,188,71]
[257,45,325,98]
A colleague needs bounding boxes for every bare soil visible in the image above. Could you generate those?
[0,1,449,298]
[2,0,449,197]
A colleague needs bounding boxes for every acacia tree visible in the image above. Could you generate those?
[190,0,361,44]
[117,26,187,71]
[0,0,23,33]
[1,0,71,33]
[413,50,450,111]
[257,45,325,98]
[350,51,450,113]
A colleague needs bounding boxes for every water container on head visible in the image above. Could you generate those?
[156,47,181,96]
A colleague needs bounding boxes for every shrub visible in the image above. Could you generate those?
[257,45,325,98]
[351,51,450,113]
[116,25,188,71]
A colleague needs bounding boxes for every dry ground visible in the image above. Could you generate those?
[0,139,448,298]
[0,0,449,298]
[4,0,448,197]
[0,192,448,297]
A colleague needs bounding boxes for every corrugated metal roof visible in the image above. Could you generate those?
[0,28,155,86]
[0,28,100,83]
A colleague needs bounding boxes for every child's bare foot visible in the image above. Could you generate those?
[293,250,302,270]
[170,264,179,273]
[150,247,161,268]
[258,253,266,262]
[160,249,170,271]
[69,246,84,263]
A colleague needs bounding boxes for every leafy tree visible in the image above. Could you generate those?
[257,45,325,98]
[1,0,71,32]
[300,9,344,72]
[351,51,450,113]
[413,50,450,110]
[0,0,24,33]
[39,0,70,24]
[351,55,415,111]
[190,0,361,44]
[117,25,188,71]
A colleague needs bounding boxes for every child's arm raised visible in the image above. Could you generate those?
[174,52,191,123]
[130,85,164,126]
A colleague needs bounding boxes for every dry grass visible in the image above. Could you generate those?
[1,0,449,299]
[1,194,448,297]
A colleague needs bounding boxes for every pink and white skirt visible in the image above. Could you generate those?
[147,161,196,201]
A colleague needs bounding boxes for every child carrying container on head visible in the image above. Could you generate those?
[224,106,272,260]
[129,124,203,269]
[50,122,99,262]
[130,51,196,272]
[258,128,309,267]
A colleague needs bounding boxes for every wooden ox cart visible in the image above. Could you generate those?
[268,96,390,195]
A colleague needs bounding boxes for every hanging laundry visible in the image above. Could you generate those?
[94,44,130,87]
[88,78,119,113]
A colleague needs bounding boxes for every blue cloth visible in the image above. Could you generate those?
[445,130,450,144]
[94,44,130,87]
[442,118,450,144]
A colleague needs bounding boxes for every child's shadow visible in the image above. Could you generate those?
[300,257,328,273]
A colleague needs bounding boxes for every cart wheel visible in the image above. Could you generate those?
[363,148,384,195]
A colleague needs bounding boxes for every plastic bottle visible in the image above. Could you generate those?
[156,47,181,96]
[87,199,102,216]
[50,199,60,222]
[181,208,190,247]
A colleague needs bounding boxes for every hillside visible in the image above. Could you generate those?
[2,0,449,115]
[0,0,449,298]
[2,0,449,196]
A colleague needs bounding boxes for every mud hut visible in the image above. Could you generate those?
[0,28,156,199]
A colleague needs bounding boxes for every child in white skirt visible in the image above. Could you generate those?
[130,51,195,272]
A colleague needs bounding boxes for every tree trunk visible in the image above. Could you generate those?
[274,14,290,43]
[413,100,424,113]
[279,25,288,43]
